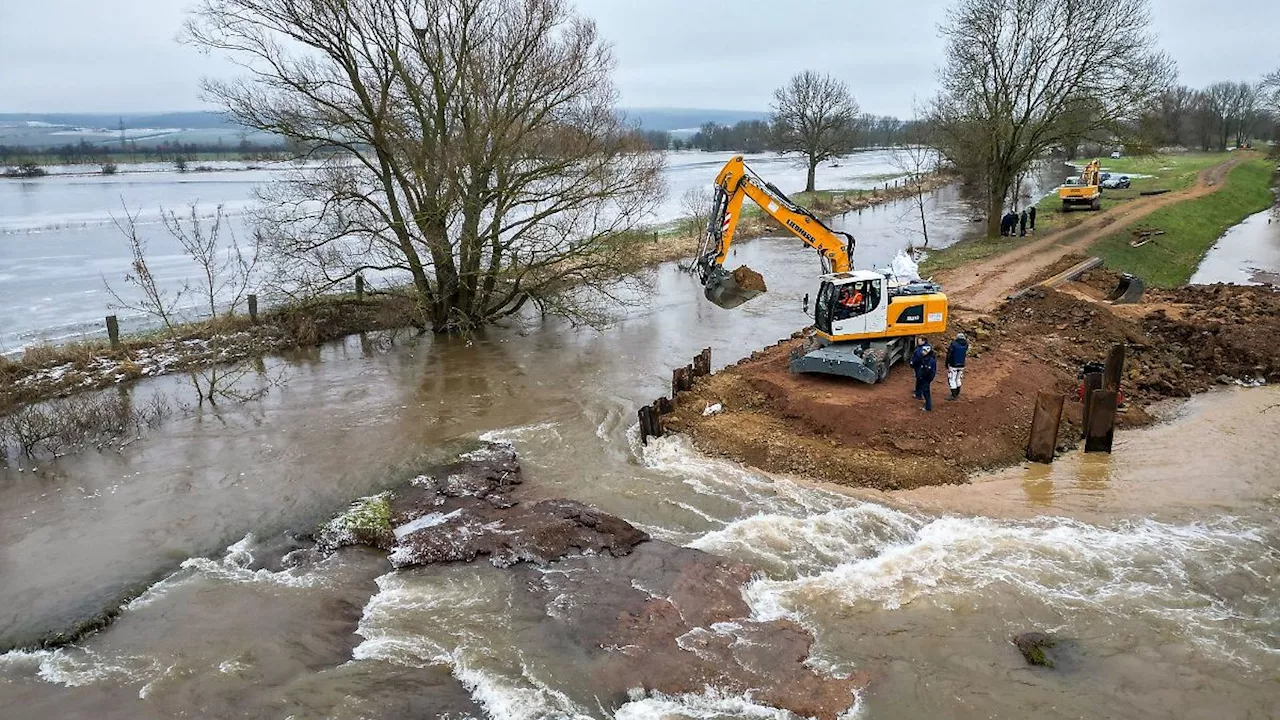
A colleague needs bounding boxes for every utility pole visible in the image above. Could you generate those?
[118,117,126,151]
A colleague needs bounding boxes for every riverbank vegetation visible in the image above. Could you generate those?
[1093,158,1277,286]
[918,151,1240,276]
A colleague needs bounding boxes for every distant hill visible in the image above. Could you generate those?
[620,108,768,131]
[0,108,765,147]
[0,111,235,131]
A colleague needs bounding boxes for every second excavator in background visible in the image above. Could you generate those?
[1058,159,1103,211]
[695,155,948,384]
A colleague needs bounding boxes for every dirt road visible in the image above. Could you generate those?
[938,155,1248,311]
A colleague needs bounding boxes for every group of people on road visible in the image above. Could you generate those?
[999,206,1036,237]
[908,333,968,412]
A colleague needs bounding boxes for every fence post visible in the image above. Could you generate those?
[355,274,365,301]
[1084,390,1119,453]
[247,294,259,323]
[1026,392,1065,463]
[1103,344,1125,391]
[1081,372,1103,438]
[105,315,120,350]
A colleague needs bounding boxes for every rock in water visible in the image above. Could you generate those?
[731,265,768,293]
[1013,631,1059,667]
[313,442,648,568]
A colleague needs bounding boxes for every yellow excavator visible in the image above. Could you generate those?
[1058,159,1102,211]
[696,156,949,383]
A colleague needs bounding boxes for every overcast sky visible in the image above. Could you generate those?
[1,0,1277,116]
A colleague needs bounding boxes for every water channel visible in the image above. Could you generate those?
[1,156,1276,719]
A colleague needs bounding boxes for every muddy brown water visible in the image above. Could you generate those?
[4,178,1277,719]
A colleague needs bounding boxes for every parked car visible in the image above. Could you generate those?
[1101,174,1131,189]
[1110,151,1123,159]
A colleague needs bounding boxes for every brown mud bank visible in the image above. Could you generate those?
[663,277,1280,490]
[298,442,864,719]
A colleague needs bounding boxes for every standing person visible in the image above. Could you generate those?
[1019,209,1028,237]
[910,337,932,402]
[918,344,938,411]
[1028,205,1037,234]
[946,332,969,400]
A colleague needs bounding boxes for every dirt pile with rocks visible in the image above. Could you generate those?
[665,283,1280,488]
[730,265,768,292]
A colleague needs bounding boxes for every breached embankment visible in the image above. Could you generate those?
[663,275,1280,490]
[296,441,865,719]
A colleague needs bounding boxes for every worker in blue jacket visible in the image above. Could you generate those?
[910,338,936,411]
[946,332,969,401]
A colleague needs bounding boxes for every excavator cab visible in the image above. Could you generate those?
[815,273,887,337]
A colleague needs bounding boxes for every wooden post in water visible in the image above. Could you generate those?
[1085,390,1119,452]
[1081,372,1103,438]
[693,348,711,377]
[105,315,120,350]
[247,294,259,323]
[1103,344,1125,391]
[355,275,365,301]
[1026,392,1065,463]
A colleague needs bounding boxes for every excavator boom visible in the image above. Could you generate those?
[697,156,856,308]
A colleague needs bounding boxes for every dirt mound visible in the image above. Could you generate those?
[731,265,768,292]
[665,332,1072,490]
[667,284,1280,488]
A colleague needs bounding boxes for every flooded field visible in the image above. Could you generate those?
[1191,205,1280,285]
[3,159,1274,719]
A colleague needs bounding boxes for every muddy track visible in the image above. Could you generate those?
[939,155,1251,312]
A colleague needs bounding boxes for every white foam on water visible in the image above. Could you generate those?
[450,655,593,720]
[641,434,851,519]
[0,647,161,689]
[742,512,1277,667]
[690,504,923,579]
[479,421,561,445]
[615,685,863,719]
[353,571,597,719]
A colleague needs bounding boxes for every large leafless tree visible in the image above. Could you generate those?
[770,71,860,192]
[929,0,1174,235]
[185,0,664,333]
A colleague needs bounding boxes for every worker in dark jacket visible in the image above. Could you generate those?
[1019,209,1028,237]
[1028,205,1037,233]
[918,345,938,411]
[910,337,931,400]
[946,332,969,400]
[910,338,936,411]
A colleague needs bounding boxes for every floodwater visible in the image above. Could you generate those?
[0,150,913,352]
[1191,204,1280,285]
[4,161,1275,719]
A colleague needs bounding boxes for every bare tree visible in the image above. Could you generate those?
[889,123,941,249]
[1264,69,1280,114]
[185,0,664,334]
[678,186,715,237]
[929,0,1174,235]
[770,71,860,192]
[162,204,259,321]
[108,204,187,335]
[107,203,259,331]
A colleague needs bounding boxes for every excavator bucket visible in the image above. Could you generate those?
[703,265,768,309]
[1106,273,1145,304]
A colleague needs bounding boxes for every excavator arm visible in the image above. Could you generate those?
[696,155,856,309]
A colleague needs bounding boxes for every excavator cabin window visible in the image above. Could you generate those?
[818,279,881,330]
